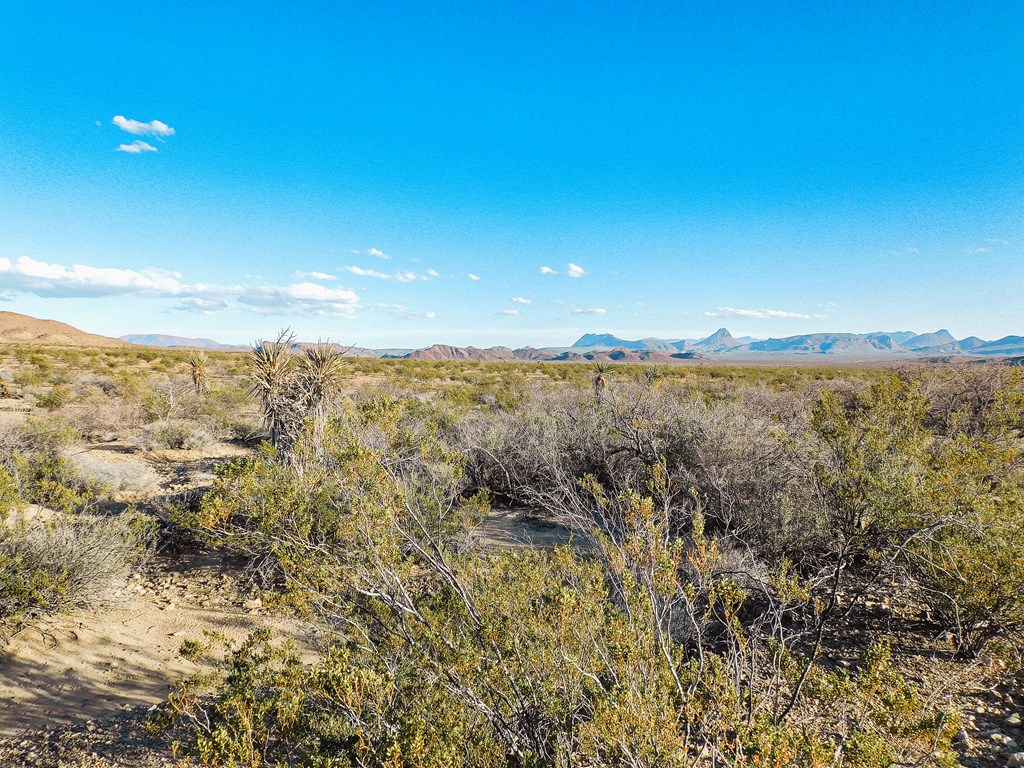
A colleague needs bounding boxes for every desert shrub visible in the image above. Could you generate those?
[139,419,214,451]
[0,511,154,643]
[34,384,72,410]
[165,417,956,767]
[811,374,1024,656]
[68,452,161,495]
[0,417,103,512]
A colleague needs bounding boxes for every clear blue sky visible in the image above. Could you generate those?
[1,1,1021,346]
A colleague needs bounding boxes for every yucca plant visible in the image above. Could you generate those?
[298,343,349,452]
[249,330,297,449]
[186,352,210,395]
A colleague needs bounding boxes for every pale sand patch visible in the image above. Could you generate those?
[0,553,309,739]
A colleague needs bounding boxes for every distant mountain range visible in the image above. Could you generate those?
[118,326,1024,362]
[5,311,1018,363]
[568,328,1024,358]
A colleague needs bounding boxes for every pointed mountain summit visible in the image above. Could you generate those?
[693,327,737,352]
[903,329,957,350]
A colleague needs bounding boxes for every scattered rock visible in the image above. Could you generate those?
[1006,752,1024,768]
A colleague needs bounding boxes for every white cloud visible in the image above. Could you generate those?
[237,282,359,317]
[377,303,436,320]
[511,296,531,304]
[427,268,440,277]
[116,140,158,154]
[498,309,520,316]
[566,263,586,278]
[367,248,390,260]
[540,266,558,275]
[570,307,606,315]
[292,270,337,281]
[112,115,175,137]
[703,307,813,320]
[467,273,480,281]
[343,265,427,283]
[174,298,231,314]
[0,255,360,318]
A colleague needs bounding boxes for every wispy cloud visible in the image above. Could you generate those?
[888,246,920,256]
[343,265,427,283]
[174,298,232,314]
[0,256,360,317]
[350,247,391,259]
[377,303,436,320]
[112,115,175,137]
[703,306,813,320]
[467,273,480,281]
[427,268,440,277]
[511,296,531,304]
[540,266,558,275]
[292,270,337,281]
[570,307,606,315]
[498,309,520,316]
[236,283,359,317]
[116,140,158,154]
[567,263,586,278]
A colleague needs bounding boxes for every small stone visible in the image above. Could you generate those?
[1005,752,1024,768]
[1008,713,1022,727]
[953,728,971,746]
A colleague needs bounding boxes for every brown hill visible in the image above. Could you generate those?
[0,311,129,348]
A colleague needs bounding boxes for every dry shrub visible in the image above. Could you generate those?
[67,452,161,495]
[1,512,153,642]
[138,419,214,451]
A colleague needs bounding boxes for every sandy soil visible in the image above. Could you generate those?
[0,550,307,740]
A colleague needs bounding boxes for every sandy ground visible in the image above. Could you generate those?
[0,550,307,740]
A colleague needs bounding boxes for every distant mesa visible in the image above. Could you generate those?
[119,334,248,351]
[0,311,128,348]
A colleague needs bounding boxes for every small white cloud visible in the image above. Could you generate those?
[703,307,813,320]
[571,307,606,315]
[540,266,558,275]
[116,140,158,154]
[367,248,390,260]
[427,268,440,277]
[498,309,520,316]
[566,263,586,278]
[174,298,231,314]
[292,270,337,281]
[511,296,531,305]
[986,238,1010,246]
[112,115,175,137]
[377,303,436,320]
[467,273,480,281]
[967,247,988,255]
[343,265,426,283]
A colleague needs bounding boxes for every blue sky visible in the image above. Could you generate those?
[1,1,1021,347]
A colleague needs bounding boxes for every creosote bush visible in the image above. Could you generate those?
[165,376,961,767]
